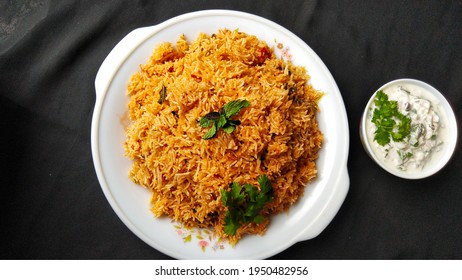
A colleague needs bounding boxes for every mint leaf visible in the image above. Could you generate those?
[202,123,217,139]
[199,100,249,139]
[222,99,250,119]
[222,124,236,134]
[228,120,241,126]
[200,116,214,128]
[203,111,221,120]
[217,114,227,128]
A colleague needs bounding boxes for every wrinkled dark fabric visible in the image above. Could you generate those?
[1,0,461,259]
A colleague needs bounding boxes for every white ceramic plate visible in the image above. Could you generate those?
[91,10,349,259]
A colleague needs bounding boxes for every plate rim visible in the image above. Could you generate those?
[91,9,350,259]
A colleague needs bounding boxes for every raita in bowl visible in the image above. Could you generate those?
[360,79,457,179]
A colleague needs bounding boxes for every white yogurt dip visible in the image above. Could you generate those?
[365,83,448,174]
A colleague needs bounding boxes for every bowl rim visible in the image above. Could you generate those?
[360,78,458,179]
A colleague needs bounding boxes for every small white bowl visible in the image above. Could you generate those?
[360,78,458,179]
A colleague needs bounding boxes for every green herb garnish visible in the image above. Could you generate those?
[220,175,273,236]
[199,99,250,139]
[158,82,167,104]
[398,150,413,161]
[371,90,411,146]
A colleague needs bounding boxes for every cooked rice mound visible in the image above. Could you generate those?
[124,29,323,244]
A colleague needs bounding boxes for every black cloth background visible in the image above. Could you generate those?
[1,0,461,259]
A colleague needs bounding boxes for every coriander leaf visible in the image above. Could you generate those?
[374,127,391,146]
[371,90,411,146]
[221,175,273,236]
[244,183,258,202]
[223,211,240,236]
[255,192,270,208]
[253,215,265,224]
[257,174,272,194]
[398,150,413,161]
[230,182,245,205]
[374,90,388,106]
[220,188,229,206]
[222,99,250,119]
[392,113,411,142]
[243,203,258,221]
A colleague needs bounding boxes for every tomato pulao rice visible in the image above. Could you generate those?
[124,29,323,244]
